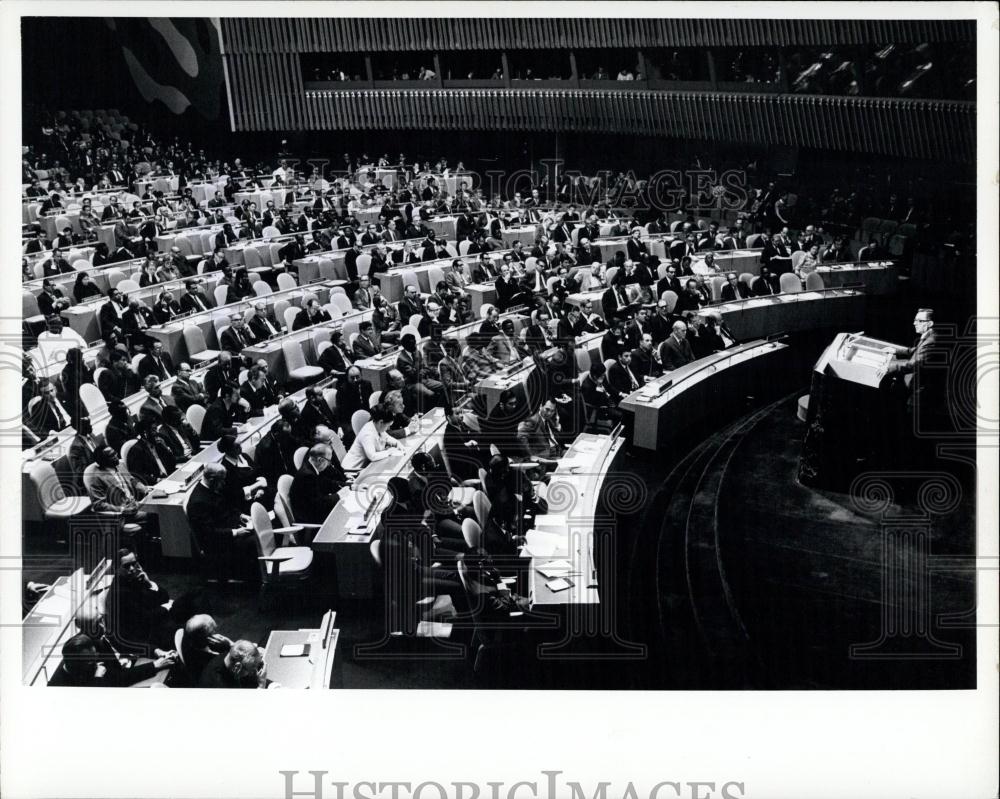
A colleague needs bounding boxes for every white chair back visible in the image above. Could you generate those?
[277,273,297,291]
[293,446,307,470]
[283,306,300,331]
[213,285,229,307]
[186,404,206,435]
[351,409,370,434]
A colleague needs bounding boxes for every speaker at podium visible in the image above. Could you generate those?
[799,332,904,490]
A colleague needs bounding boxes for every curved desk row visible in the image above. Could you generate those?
[526,431,624,608]
[312,407,449,598]
[704,288,865,341]
[620,339,793,451]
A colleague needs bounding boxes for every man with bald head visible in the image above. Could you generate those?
[187,462,255,580]
[289,442,349,524]
[167,614,233,687]
[659,320,696,371]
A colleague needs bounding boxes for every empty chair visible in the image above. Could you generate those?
[355,254,372,277]
[709,275,726,301]
[252,280,272,297]
[249,502,313,593]
[105,269,127,289]
[804,272,825,291]
[283,306,300,331]
[186,404,206,436]
[276,273,298,292]
[243,247,264,270]
[274,299,290,328]
[117,279,140,294]
[472,490,491,531]
[213,285,229,307]
[575,348,592,373]
[739,272,755,287]
[261,225,281,241]
[427,266,446,287]
[351,409,371,435]
[25,460,92,525]
[182,325,220,363]
[461,518,482,550]
[458,240,472,256]
[78,383,108,419]
[330,293,353,315]
[282,339,324,383]
[779,273,803,294]
[73,259,91,271]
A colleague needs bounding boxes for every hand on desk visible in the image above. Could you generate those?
[153,651,178,670]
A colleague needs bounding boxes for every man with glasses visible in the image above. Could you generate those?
[289,443,349,524]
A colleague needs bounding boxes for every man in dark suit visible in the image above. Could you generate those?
[28,379,73,434]
[720,272,751,301]
[98,288,128,340]
[247,302,281,341]
[171,362,207,412]
[751,266,778,296]
[122,298,157,351]
[607,349,642,403]
[289,443,349,524]
[253,417,298,488]
[187,463,255,579]
[352,321,381,359]
[291,299,331,331]
[204,352,242,400]
[98,350,139,402]
[396,284,425,324]
[318,329,353,376]
[471,254,500,284]
[601,282,632,320]
[624,307,651,351]
[238,365,273,416]
[219,314,254,355]
[631,333,662,382]
[335,366,374,441]
[201,383,246,441]
[179,279,213,313]
[659,320,696,371]
[137,341,174,380]
[42,247,74,276]
[343,242,365,282]
[524,309,554,353]
[36,279,71,318]
[600,317,628,362]
[278,234,307,266]
[126,419,177,485]
[298,385,339,436]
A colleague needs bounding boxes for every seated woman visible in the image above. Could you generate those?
[138,256,161,288]
[73,271,102,303]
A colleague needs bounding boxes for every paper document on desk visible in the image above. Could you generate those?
[533,514,569,533]
[536,559,574,578]
[337,486,364,515]
[155,481,184,495]
[522,529,569,558]
[558,456,591,473]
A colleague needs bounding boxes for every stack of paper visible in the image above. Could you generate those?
[522,528,569,558]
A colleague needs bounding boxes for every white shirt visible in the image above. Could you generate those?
[341,421,398,470]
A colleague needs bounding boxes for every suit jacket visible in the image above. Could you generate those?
[659,334,696,370]
[630,347,662,381]
[86,465,146,513]
[335,379,374,429]
[248,314,281,341]
[204,362,242,400]
[187,481,243,557]
[292,308,331,331]
[289,461,348,524]
[37,289,70,317]
[201,398,242,441]
[352,334,380,359]
[152,300,183,325]
[99,300,127,337]
[607,361,641,401]
[721,282,751,301]
[170,376,207,412]
[515,413,562,460]
[254,429,298,487]
[601,285,631,320]
[137,352,174,380]
[219,326,253,355]
[67,434,97,493]
[238,382,272,415]
[396,296,424,323]
[97,368,137,403]
[126,437,176,485]
[318,343,352,374]
[891,330,937,389]
[28,397,73,434]
[471,261,500,284]
[299,399,339,434]
[180,291,213,313]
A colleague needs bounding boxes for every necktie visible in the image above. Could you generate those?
[629,369,639,390]
[193,294,205,311]
[51,400,68,429]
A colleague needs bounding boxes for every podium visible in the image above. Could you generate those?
[799,332,902,489]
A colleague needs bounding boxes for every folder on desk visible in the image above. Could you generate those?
[536,559,573,578]
[522,529,568,558]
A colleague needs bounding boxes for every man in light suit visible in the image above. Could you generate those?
[515,399,564,469]
[487,319,524,365]
[352,275,375,310]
